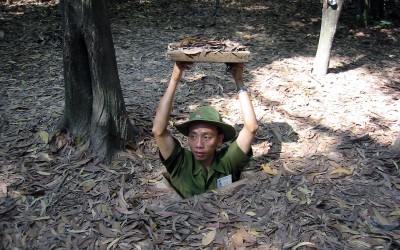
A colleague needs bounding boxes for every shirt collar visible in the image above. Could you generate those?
[211,159,227,174]
[193,160,203,176]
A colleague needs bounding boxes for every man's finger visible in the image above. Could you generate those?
[225,64,233,73]
[176,62,193,70]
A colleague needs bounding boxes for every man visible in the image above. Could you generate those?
[152,62,258,198]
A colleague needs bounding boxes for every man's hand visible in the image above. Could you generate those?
[226,63,244,86]
[171,62,193,83]
[176,61,193,71]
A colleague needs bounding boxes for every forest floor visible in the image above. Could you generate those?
[1,0,400,249]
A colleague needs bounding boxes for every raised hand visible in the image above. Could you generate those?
[226,63,244,85]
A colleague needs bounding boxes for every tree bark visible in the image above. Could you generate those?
[313,0,343,77]
[392,134,400,155]
[60,0,137,163]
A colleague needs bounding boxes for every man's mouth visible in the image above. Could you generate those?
[194,152,205,158]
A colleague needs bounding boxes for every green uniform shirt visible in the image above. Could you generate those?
[161,138,252,199]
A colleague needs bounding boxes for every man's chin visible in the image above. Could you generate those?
[194,154,208,161]
[194,155,206,161]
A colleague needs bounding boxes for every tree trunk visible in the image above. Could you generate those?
[60,0,137,163]
[313,0,343,77]
[392,134,400,155]
[357,0,385,26]
[370,0,385,19]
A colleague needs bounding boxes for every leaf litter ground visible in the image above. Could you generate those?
[0,0,399,249]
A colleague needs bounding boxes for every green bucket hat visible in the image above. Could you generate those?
[175,106,236,142]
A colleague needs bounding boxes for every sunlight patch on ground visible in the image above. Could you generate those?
[242,5,271,11]
[250,56,400,147]
[4,0,58,8]
[185,72,208,83]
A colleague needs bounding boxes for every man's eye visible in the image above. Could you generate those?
[204,136,210,140]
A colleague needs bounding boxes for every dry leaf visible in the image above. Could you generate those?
[36,171,51,176]
[373,208,392,225]
[245,211,256,216]
[292,242,315,250]
[39,152,54,161]
[106,237,120,250]
[332,196,348,208]
[262,163,278,175]
[283,162,296,173]
[250,229,262,236]
[38,130,49,144]
[0,181,7,198]
[334,222,359,234]
[180,48,203,55]
[220,211,229,221]
[99,222,117,238]
[202,228,216,246]
[331,167,354,175]
[389,210,400,216]
[232,229,246,246]
[67,229,87,233]
[232,228,257,247]
[32,216,51,221]
[83,181,97,193]
[202,203,220,214]
[286,189,300,203]
[57,223,65,234]
[349,240,371,248]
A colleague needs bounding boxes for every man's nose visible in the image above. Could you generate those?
[195,137,204,148]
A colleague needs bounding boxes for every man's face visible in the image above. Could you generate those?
[188,122,224,163]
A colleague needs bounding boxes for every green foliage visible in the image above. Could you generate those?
[378,19,393,28]
[353,0,399,27]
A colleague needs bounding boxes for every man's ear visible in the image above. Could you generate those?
[217,134,224,144]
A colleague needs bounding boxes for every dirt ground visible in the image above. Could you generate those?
[1,0,400,249]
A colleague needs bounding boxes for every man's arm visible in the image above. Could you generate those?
[227,63,258,154]
[152,62,191,160]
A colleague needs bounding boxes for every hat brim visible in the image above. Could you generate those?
[175,120,236,142]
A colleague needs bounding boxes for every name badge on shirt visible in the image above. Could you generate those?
[217,175,232,188]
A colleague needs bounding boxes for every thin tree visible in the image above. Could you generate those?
[58,0,137,163]
[313,0,344,76]
[393,134,400,155]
